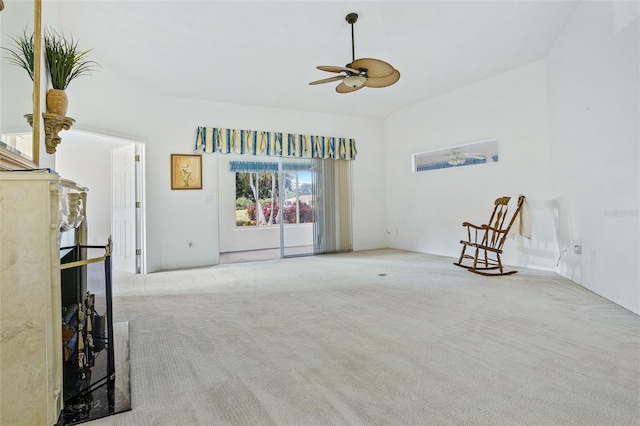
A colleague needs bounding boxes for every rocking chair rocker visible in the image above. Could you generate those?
[453,195,525,276]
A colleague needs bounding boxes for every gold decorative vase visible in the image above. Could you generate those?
[46,89,68,116]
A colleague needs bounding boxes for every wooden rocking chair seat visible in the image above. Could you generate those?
[453,195,525,276]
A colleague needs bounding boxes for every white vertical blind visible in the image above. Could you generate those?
[313,158,352,254]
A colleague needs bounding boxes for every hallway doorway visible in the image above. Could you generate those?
[54,130,146,273]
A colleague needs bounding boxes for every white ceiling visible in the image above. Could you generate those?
[57,1,580,119]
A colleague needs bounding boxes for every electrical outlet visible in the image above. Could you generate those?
[574,244,582,254]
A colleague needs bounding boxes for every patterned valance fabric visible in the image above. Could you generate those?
[229,161,313,173]
[230,161,278,173]
[195,127,357,160]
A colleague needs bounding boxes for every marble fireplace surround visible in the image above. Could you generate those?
[0,170,86,424]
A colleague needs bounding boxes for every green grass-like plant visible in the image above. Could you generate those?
[44,28,100,90]
[1,28,35,81]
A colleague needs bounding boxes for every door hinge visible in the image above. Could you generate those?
[135,155,141,162]
[136,249,142,256]
[135,201,141,208]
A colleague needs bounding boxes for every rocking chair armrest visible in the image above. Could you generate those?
[462,222,488,230]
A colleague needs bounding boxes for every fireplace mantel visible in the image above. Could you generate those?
[0,170,87,425]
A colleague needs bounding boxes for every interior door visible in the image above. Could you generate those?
[111,144,137,272]
[279,157,315,258]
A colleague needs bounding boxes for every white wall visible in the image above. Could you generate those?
[546,0,639,314]
[60,62,385,272]
[384,61,557,270]
[381,1,640,315]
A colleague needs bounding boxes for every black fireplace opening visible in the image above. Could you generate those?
[58,244,131,425]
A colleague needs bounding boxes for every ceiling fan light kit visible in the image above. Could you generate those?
[448,157,466,166]
[309,12,400,93]
[343,75,367,88]
[445,148,485,166]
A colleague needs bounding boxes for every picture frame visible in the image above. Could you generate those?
[171,154,202,190]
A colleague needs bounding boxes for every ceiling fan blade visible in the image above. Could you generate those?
[350,58,395,78]
[336,82,364,94]
[364,69,400,88]
[309,75,346,85]
[317,65,361,74]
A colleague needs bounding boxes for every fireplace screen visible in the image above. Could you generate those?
[59,243,116,421]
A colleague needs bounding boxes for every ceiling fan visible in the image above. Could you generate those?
[309,12,400,93]
[444,148,485,166]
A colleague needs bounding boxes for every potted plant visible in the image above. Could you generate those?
[1,28,35,82]
[2,28,99,116]
[43,28,100,116]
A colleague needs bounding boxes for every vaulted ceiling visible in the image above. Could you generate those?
[57,1,580,119]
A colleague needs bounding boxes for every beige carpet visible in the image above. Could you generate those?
[88,249,640,425]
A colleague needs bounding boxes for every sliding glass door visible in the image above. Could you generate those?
[226,155,352,263]
[279,157,315,258]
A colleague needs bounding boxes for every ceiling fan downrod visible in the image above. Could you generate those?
[346,13,358,63]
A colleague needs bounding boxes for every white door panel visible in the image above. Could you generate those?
[112,145,137,273]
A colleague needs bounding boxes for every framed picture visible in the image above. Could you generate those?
[171,154,202,190]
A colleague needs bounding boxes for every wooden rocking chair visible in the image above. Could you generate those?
[453,195,525,276]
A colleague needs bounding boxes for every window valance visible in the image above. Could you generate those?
[195,127,357,160]
[229,161,313,173]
